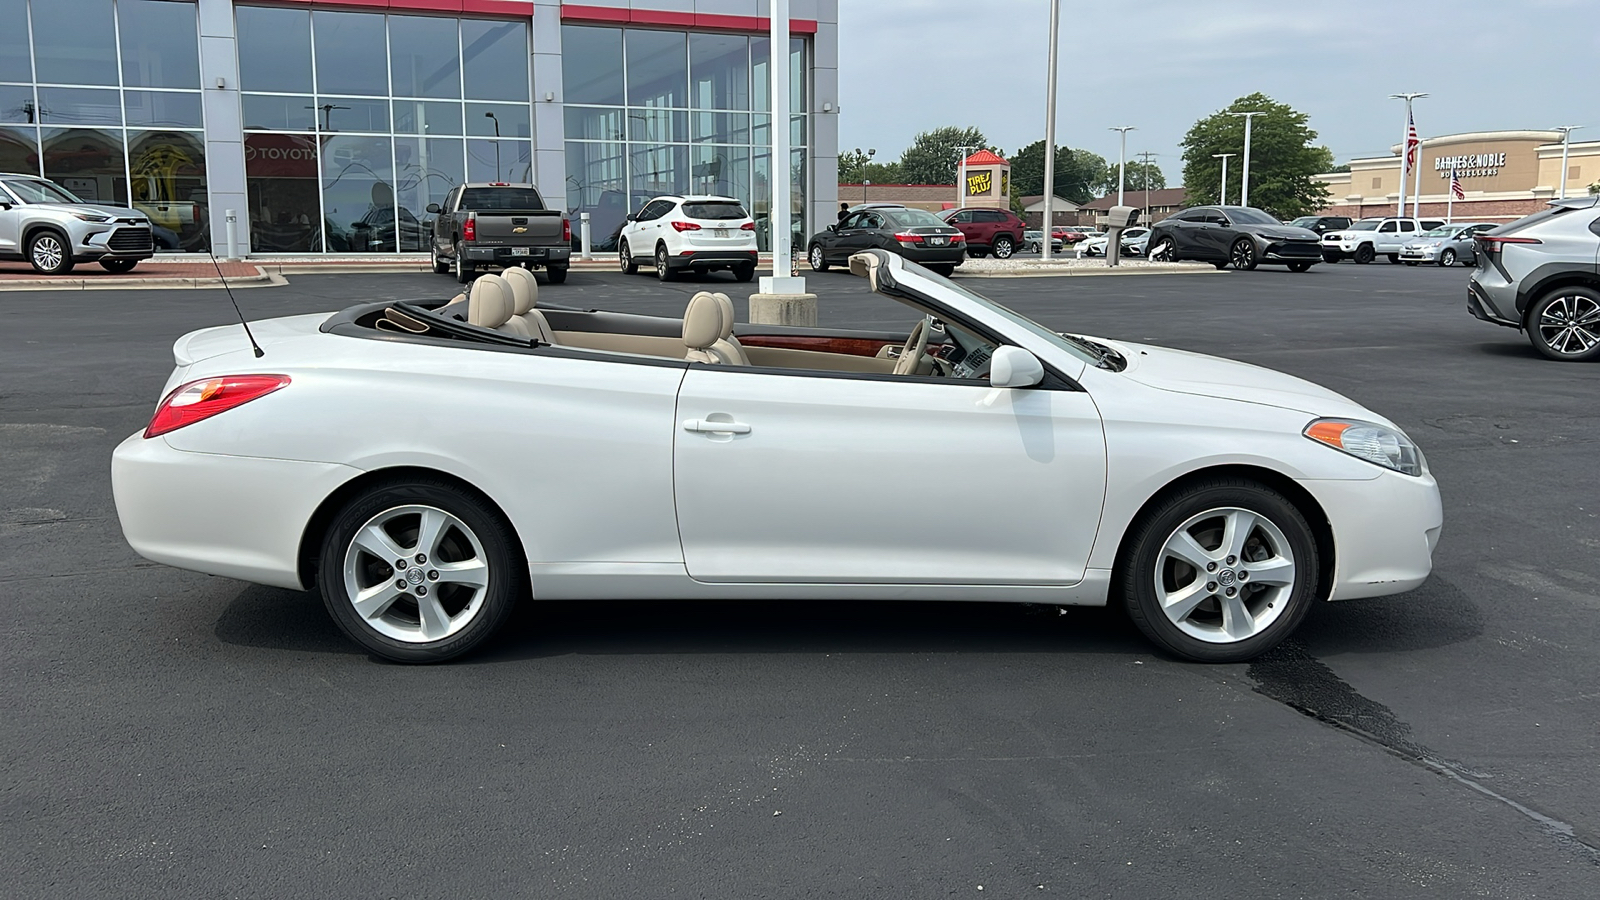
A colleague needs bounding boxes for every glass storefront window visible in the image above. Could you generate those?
[128,130,207,250]
[242,95,315,132]
[467,103,530,139]
[313,11,389,98]
[389,15,461,100]
[627,30,687,108]
[42,126,127,204]
[313,98,389,133]
[693,112,750,145]
[466,138,531,183]
[565,106,625,143]
[630,144,688,199]
[393,100,463,136]
[119,0,201,90]
[245,132,320,252]
[395,136,463,251]
[237,7,313,94]
[561,26,624,106]
[124,91,204,129]
[692,144,748,200]
[1,85,37,125]
[37,88,123,126]
[565,140,627,250]
[0,0,32,83]
[321,134,395,252]
[627,108,687,144]
[461,20,528,102]
[0,126,40,174]
[32,0,119,86]
[690,34,749,111]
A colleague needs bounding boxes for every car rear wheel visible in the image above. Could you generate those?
[1120,478,1319,663]
[431,243,449,274]
[545,265,568,285]
[733,262,755,282]
[655,244,674,281]
[99,258,138,274]
[27,231,73,275]
[1148,237,1175,262]
[1439,249,1457,267]
[319,478,524,663]
[1527,287,1600,362]
[1229,239,1258,271]
[808,244,829,272]
[1353,244,1375,264]
[619,240,638,275]
[992,235,1015,259]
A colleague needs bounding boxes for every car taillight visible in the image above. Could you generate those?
[463,213,476,242]
[562,217,571,241]
[950,233,965,243]
[145,375,291,439]
[1476,235,1541,253]
[672,221,702,232]
[740,222,756,231]
[894,232,925,244]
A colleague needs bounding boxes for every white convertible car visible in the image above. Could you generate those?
[112,252,1441,664]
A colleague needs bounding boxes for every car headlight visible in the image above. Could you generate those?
[1304,419,1425,476]
[70,212,113,223]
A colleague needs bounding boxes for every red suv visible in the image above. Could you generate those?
[940,207,1028,259]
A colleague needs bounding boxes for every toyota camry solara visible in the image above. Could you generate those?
[111,251,1442,664]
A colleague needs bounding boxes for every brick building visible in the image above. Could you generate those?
[1081,187,1187,226]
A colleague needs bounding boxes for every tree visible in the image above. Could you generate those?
[838,149,870,183]
[1009,141,1109,204]
[896,126,990,185]
[1179,93,1334,218]
[1096,160,1166,196]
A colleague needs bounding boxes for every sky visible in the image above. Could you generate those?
[836,0,1597,187]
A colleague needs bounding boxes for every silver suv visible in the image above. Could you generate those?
[1468,196,1600,361]
[0,174,155,275]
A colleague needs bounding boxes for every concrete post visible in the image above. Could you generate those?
[580,212,592,260]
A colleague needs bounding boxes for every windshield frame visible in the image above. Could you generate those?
[1220,207,1280,226]
[1,178,84,204]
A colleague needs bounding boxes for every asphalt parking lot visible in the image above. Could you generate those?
[5,261,1598,897]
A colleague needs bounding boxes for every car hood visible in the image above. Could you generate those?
[1095,338,1379,419]
[20,201,148,220]
[1242,224,1320,240]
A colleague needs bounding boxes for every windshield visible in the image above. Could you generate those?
[1290,217,1319,227]
[883,208,950,228]
[2,178,83,204]
[682,201,747,220]
[1222,207,1280,225]
[1422,227,1456,237]
[896,262,1100,367]
[459,187,544,210]
[1348,220,1380,231]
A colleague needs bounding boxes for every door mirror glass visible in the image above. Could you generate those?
[826,223,836,232]
[990,345,1045,389]
[425,203,440,214]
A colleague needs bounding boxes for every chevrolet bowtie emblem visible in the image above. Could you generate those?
[512,226,527,233]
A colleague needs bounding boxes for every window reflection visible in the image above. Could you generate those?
[626,30,687,108]
[389,15,461,100]
[462,20,528,102]
[565,140,626,250]
[129,130,207,250]
[237,7,313,94]
[1,85,37,125]
[321,134,395,252]
[42,127,127,204]
[0,0,29,82]
[393,100,463,136]
[32,0,119,86]
[245,133,319,252]
[467,138,531,183]
[37,88,123,126]
[467,103,530,138]
[690,34,749,111]
[395,136,463,251]
[561,26,624,105]
[124,91,204,129]
[313,12,389,97]
[119,0,201,89]
[0,126,40,175]
[243,95,316,132]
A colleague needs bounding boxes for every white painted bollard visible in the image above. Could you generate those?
[580,212,592,260]
[224,209,239,261]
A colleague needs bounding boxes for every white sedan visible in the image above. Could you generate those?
[112,253,1442,664]
[1077,226,1150,258]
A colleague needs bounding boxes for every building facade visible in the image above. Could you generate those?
[1317,131,1600,222]
[0,0,840,254]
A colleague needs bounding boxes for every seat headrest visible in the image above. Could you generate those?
[711,292,735,339]
[682,292,724,350]
[467,275,513,329]
[501,266,538,315]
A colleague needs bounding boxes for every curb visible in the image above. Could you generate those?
[0,267,284,291]
[956,264,1219,278]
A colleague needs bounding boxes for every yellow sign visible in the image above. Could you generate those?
[966,170,992,196]
[1000,171,1009,198]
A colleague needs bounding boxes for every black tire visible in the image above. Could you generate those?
[99,258,138,274]
[27,230,73,275]
[655,244,675,281]
[1353,243,1375,264]
[1386,253,1401,264]
[1526,286,1600,362]
[733,262,756,282]
[619,240,638,275]
[431,242,449,274]
[454,242,473,283]
[1321,251,1341,263]
[1119,477,1320,663]
[928,263,955,277]
[1287,261,1312,272]
[808,243,829,272]
[1229,238,1259,271]
[1148,237,1176,262]
[544,265,568,284]
[317,477,525,663]
[1439,249,1457,267]
[992,235,1016,259]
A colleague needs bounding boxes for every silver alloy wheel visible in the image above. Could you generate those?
[619,244,630,271]
[1536,294,1600,356]
[1149,238,1174,262]
[993,236,1014,259]
[1439,248,1456,267]
[341,504,490,644]
[31,234,64,271]
[810,245,824,270]
[1155,506,1296,644]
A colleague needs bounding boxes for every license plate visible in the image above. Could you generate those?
[714,228,729,238]
[929,236,947,246]
[511,247,530,256]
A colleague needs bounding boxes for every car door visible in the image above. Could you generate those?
[946,208,977,246]
[672,366,1107,584]
[0,184,20,255]
[432,186,458,255]
[1188,209,1230,259]
[833,211,884,261]
[1377,219,1399,252]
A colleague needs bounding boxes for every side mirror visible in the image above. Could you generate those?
[425,203,440,214]
[990,345,1045,389]
[625,213,638,222]
[826,223,836,232]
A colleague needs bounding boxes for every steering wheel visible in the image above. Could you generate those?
[894,317,930,376]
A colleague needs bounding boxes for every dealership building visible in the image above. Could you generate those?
[0,0,840,254]
[1318,130,1600,222]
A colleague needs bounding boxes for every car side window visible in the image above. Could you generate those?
[1205,212,1228,225]
[862,213,884,230]
[951,210,973,224]
[1379,221,1396,233]
[1399,221,1416,233]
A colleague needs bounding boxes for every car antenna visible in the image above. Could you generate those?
[207,243,264,358]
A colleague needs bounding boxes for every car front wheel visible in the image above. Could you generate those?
[1229,238,1259,271]
[1148,237,1175,262]
[1439,249,1457,267]
[1353,244,1375,264]
[1527,286,1600,362]
[318,478,524,663]
[27,231,73,275]
[1120,478,1320,662]
[808,244,829,272]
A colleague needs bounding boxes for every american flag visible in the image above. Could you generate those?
[1450,168,1465,200]
[1405,110,1421,170]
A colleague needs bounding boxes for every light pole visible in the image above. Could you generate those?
[1109,126,1135,206]
[955,145,976,208]
[1040,0,1060,260]
[1213,153,1235,206]
[484,112,501,178]
[1228,111,1263,206]
[1555,125,1584,200]
[1136,150,1156,223]
[1389,93,1426,216]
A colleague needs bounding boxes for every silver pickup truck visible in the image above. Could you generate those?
[0,173,155,275]
[428,183,571,285]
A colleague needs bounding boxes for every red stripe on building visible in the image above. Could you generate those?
[561,4,819,34]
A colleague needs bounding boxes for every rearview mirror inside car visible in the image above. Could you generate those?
[990,346,1045,389]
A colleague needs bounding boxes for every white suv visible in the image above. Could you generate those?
[618,195,760,282]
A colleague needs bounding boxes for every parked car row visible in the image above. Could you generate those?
[809,204,964,276]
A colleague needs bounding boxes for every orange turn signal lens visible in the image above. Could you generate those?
[1304,420,1352,448]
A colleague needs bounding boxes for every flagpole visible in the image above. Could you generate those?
[1446,169,1454,224]
[1390,92,1427,217]
[1413,131,1425,220]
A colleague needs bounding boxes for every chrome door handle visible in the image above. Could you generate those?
[682,418,751,435]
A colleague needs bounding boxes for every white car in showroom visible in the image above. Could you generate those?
[112,251,1441,664]
[617,194,760,282]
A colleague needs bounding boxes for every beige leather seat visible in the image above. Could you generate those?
[683,292,735,364]
[708,292,750,365]
[465,275,527,338]
[501,266,555,343]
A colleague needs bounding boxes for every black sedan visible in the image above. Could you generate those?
[1146,206,1322,271]
[807,205,965,276]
